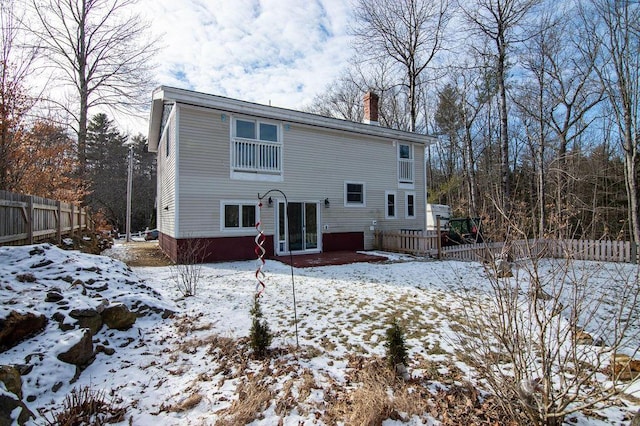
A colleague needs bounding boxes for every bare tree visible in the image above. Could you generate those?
[352,0,451,132]
[305,59,413,131]
[588,0,640,245]
[30,0,158,177]
[458,0,541,217]
[453,231,640,425]
[0,0,38,190]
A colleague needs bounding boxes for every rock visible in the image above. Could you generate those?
[52,312,74,332]
[57,329,94,367]
[69,308,103,335]
[0,365,22,399]
[101,304,136,330]
[609,354,640,381]
[0,392,34,426]
[575,330,594,345]
[96,344,115,356]
[45,291,64,302]
[0,310,48,353]
[395,363,410,380]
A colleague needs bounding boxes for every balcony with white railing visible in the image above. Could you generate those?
[398,158,414,184]
[232,137,282,174]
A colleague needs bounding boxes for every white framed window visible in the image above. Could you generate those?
[344,181,366,207]
[220,201,259,231]
[161,103,174,158]
[398,143,414,186]
[231,117,282,177]
[405,191,416,219]
[385,191,397,219]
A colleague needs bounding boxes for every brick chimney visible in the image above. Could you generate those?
[363,91,379,125]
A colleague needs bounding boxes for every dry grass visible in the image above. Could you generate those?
[166,392,203,412]
[323,355,430,425]
[216,375,274,425]
[43,386,126,426]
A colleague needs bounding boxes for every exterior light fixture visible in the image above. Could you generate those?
[324,198,330,207]
[268,197,273,206]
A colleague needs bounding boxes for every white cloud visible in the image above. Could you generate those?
[115,0,355,136]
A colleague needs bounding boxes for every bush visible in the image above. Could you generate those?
[249,296,272,358]
[170,237,205,297]
[44,385,126,425]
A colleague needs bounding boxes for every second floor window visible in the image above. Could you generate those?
[398,143,414,185]
[232,118,281,174]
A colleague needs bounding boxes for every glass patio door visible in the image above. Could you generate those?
[276,201,319,254]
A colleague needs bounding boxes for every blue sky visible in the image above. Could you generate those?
[124,0,355,135]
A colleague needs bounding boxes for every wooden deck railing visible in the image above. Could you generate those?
[0,190,90,246]
[374,230,638,264]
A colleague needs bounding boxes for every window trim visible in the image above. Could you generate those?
[405,191,416,219]
[397,143,415,188]
[344,181,366,207]
[220,200,260,232]
[230,116,283,181]
[232,116,281,143]
[385,190,397,219]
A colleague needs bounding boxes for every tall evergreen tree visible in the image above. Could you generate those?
[85,113,129,231]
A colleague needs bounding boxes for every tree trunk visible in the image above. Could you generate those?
[497,36,511,216]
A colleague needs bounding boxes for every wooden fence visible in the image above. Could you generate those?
[374,230,638,264]
[0,190,90,246]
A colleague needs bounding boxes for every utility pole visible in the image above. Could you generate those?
[125,140,134,242]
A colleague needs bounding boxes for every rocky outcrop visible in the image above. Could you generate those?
[57,329,94,367]
[69,308,103,335]
[0,365,22,399]
[0,365,33,425]
[0,392,34,426]
[101,304,136,330]
[0,311,47,353]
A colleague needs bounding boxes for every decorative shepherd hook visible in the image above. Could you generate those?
[256,189,299,349]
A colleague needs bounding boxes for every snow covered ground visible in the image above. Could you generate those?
[1,241,639,425]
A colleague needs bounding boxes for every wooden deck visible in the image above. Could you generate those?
[272,251,388,267]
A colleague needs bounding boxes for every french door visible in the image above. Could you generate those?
[276,201,320,255]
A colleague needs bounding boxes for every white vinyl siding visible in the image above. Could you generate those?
[157,108,177,237]
[170,104,427,248]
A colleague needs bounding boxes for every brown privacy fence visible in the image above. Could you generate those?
[0,190,90,246]
[374,230,638,264]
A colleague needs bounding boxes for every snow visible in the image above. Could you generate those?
[1,242,639,425]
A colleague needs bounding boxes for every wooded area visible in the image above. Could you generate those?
[307,0,639,244]
[0,0,157,233]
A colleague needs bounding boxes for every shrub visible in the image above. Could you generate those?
[170,237,205,297]
[44,385,126,425]
[385,319,409,372]
[249,296,272,358]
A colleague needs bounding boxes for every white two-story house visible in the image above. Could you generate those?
[147,86,435,262]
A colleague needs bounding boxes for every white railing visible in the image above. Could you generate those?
[232,137,281,173]
[398,158,413,183]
